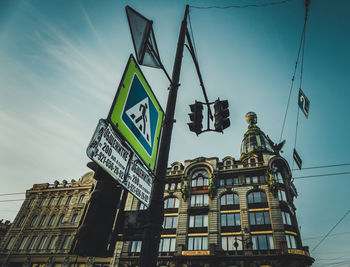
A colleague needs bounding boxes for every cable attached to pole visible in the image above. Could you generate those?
[279,0,310,142]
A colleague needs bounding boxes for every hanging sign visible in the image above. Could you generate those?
[86,119,152,207]
[108,55,164,173]
[298,88,310,118]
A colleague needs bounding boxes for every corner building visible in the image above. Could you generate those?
[0,172,112,267]
[118,112,314,267]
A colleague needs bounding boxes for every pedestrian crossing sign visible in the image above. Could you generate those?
[108,55,164,172]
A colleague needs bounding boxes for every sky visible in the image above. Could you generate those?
[1,0,350,265]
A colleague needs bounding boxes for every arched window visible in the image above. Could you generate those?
[48,197,55,206]
[164,197,179,209]
[191,170,209,187]
[78,195,85,203]
[57,214,65,225]
[220,193,239,206]
[38,215,47,227]
[48,215,56,226]
[17,216,25,227]
[248,191,267,204]
[65,196,72,205]
[71,213,78,223]
[29,215,38,227]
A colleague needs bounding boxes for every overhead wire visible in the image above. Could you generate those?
[0,192,25,196]
[294,171,350,180]
[292,162,350,171]
[311,209,350,253]
[279,0,309,142]
[190,0,293,9]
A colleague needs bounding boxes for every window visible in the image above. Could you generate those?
[220,193,239,206]
[250,158,256,167]
[48,215,56,226]
[71,214,79,223]
[66,196,72,205]
[221,213,240,227]
[275,172,283,183]
[28,236,38,250]
[245,175,265,184]
[38,215,47,227]
[47,236,57,250]
[190,194,208,207]
[78,195,85,203]
[159,237,176,252]
[17,216,25,227]
[188,236,207,250]
[5,237,15,250]
[130,241,142,252]
[249,211,271,225]
[163,216,178,229]
[164,198,179,209]
[278,189,287,202]
[27,198,34,207]
[165,184,169,190]
[39,198,45,207]
[251,234,274,250]
[57,214,65,225]
[169,183,176,190]
[37,236,47,250]
[29,215,38,227]
[48,197,55,206]
[248,191,267,204]
[18,236,29,250]
[281,211,292,225]
[177,183,182,190]
[191,170,209,187]
[189,215,208,228]
[222,236,243,251]
[286,234,297,248]
[57,196,63,206]
[61,235,71,249]
[220,177,238,186]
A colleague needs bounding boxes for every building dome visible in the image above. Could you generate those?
[240,112,274,162]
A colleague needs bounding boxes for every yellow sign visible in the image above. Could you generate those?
[182,250,210,256]
[288,249,309,256]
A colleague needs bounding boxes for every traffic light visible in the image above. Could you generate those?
[188,101,203,135]
[70,164,122,257]
[214,100,230,131]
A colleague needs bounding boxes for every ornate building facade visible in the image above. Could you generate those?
[117,112,314,267]
[0,172,112,267]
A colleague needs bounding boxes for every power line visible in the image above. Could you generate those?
[294,171,350,180]
[0,199,25,203]
[292,162,350,171]
[190,0,292,9]
[0,192,25,197]
[303,231,350,241]
[311,209,350,253]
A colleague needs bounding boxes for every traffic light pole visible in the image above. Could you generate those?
[140,5,189,267]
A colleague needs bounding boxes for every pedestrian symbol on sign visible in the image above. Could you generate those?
[126,97,151,146]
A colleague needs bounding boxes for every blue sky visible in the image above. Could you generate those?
[1,0,350,265]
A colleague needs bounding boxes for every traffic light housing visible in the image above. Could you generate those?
[214,100,230,131]
[187,101,203,135]
[70,164,122,257]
